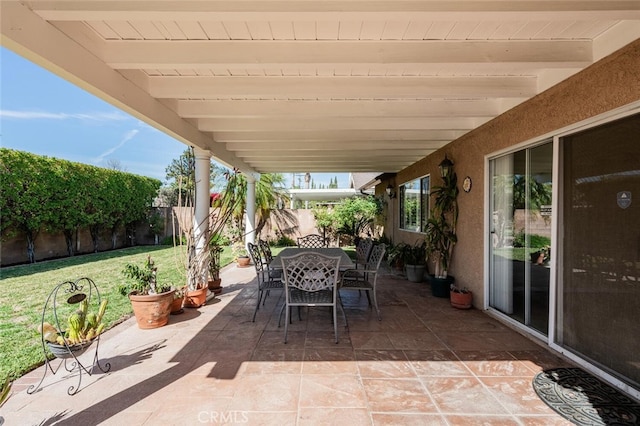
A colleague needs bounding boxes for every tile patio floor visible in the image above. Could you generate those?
[3,263,575,425]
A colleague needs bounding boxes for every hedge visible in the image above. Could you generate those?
[0,148,161,263]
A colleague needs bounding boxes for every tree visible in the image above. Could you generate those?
[164,148,227,206]
[230,172,290,238]
[164,148,196,206]
[312,207,335,243]
[48,161,91,256]
[0,149,56,263]
[313,196,383,245]
[105,158,127,172]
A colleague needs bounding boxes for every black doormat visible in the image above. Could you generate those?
[532,367,640,425]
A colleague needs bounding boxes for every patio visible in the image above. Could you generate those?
[4,263,574,425]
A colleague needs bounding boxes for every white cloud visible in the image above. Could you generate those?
[0,109,129,122]
[95,129,139,163]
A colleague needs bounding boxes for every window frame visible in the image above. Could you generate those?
[399,174,431,233]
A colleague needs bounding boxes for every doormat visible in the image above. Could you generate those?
[532,367,640,425]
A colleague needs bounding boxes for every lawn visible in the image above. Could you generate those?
[0,245,234,381]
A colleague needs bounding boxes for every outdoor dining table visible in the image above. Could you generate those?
[269,247,355,271]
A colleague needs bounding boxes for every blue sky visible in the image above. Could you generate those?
[0,47,347,187]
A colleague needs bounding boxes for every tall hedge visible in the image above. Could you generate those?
[0,148,161,262]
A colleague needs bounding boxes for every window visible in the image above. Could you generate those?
[399,175,430,232]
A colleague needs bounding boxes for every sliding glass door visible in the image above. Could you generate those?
[490,142,553,334]
[558,113,640,388]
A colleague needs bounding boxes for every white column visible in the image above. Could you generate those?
[245,175,257,246]
[193,148,210,284]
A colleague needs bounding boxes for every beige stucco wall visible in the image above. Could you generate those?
[384,38,640,307]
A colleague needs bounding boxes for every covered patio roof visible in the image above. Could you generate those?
[2,1,639,175]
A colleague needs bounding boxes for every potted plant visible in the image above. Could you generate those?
[233,241,250,267]
[386,241,410,273]
[207,239,224,294]
[170,286,186,315]
[173,164,243,307]
[404,240,428,282]
[425,170,459,298]
[120,255,175,329]
[450,284,473,309]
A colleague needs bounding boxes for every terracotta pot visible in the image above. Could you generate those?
[170,295,184,315]
[450,290,473,309]
[184,286,207,308]
[208,278,222,294]
[129,289,175,329]
[236,256,251,268]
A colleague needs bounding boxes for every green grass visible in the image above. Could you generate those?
[0,244,354,381]
[0,245,234,381]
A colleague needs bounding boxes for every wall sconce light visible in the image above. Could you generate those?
[386,183,396,199]
[439,154,454,178]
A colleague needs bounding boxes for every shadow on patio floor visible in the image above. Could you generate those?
[4,263,575,425]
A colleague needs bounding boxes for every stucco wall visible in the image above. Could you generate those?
[386,39,640,307]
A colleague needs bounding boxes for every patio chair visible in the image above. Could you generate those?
[258,239,282,280]
[340,243,386,320]
[248,242,283,322]
[355,238,374,268]
[281,252,342,343]
[297,234,327,248]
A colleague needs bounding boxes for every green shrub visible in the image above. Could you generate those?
[273,235,296,247]
[513,231,551,249]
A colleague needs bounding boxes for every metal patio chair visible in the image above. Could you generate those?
[355,238,374,268]
[340,243,386,320]
[248,242,283,322]
[297,234,328,248]
[281,252,342,343]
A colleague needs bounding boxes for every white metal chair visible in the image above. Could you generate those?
[281,252,342,343]
[297,234,328,248]
[340,244,386,320]
[248,242,283,322]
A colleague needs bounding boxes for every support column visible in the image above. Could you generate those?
[193,148,210,285]
[245,175,257,247]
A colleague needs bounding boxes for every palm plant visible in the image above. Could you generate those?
[174,165,243,291]
[425,172,459,279]
[230,173,290,236]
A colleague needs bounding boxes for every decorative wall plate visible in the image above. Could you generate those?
[463,176,472,193]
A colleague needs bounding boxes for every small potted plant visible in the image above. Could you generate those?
[120,255,175,329]
[450,284,473,309]
[233,241,250,267]
[386,242,410,273]
[170,286,186,315]
[207,234,224,294]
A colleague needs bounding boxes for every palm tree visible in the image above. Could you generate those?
[231,172,291,238]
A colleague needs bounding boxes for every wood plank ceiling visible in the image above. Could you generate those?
[2,1,640,175]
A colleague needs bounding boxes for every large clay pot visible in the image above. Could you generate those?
[129,289,175,329]
[184,286,208,308]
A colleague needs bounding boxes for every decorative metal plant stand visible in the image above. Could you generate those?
[28,277,111,396]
